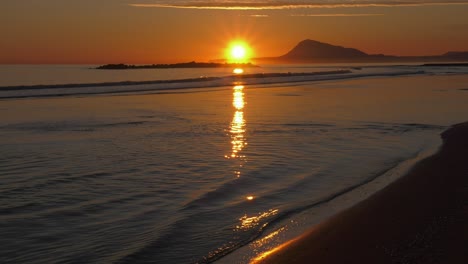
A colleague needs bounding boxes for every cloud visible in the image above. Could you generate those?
[129,1,468,10]
[290,13,384,16]
[248,14,270,17]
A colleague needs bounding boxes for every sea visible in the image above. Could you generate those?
[1,63,468,263]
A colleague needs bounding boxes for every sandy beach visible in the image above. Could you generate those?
[256,122,468,264]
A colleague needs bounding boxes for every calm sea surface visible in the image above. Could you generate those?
[1,65,468,263]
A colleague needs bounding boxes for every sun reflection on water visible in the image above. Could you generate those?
[233,68,244,74]
[253,227,286,248]
[227,85,247,160]
[250,237,298,264]
[235,209,279,231]
[233,86,245,110]
[222,85,286,263]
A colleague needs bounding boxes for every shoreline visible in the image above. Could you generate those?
[0,70,351,91]
[255,122,468,264]
[0,69,429,100]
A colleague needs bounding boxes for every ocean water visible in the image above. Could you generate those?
[1,65,468,263]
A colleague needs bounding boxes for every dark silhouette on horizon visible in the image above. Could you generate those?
[259,39,468,63]
[96,61,258,70]
[96,40,468,67]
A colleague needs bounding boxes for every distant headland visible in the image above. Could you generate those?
[96,61,258,70]
[258,39,468,63]
[96,40,468,67]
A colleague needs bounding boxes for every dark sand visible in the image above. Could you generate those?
[256,123,468,264]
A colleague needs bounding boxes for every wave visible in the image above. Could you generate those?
[115,152,417,264]
[0,69,427,99]
[111,121,444,264]
[0,120,153,133]
[198,151,433,263]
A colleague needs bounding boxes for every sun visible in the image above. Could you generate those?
[232,45,246,60]
[226,42,251,63]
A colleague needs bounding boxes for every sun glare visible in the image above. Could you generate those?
[226,42,251,63]
[232,46,246,59]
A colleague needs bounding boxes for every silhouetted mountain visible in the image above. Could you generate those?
[441,51,468,61]
[259,39,468,63]
[279,39,368,61]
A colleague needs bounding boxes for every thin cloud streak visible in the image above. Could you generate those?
[129,1,468,10]
[248,14,270,17]
[290,13,384,16]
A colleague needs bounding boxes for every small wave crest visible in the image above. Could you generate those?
[0,69,429,99]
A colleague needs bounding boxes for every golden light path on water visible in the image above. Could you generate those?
[250,237,299,264]
[236,209,279,231]
[222,85,286,262]
[228,85,247,160]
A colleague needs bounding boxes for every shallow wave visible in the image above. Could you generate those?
[217,142,443,264]
[346,122,447,134]
[0,69,428,99]
[110,121,445,264]
[116,152,415,264]
[0,121,153,133]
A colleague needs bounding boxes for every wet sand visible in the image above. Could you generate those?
[256,122,468,264]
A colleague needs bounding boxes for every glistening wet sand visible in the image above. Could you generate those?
[257,122,468,264]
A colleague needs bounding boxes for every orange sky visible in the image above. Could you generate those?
[1,1,468,64]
